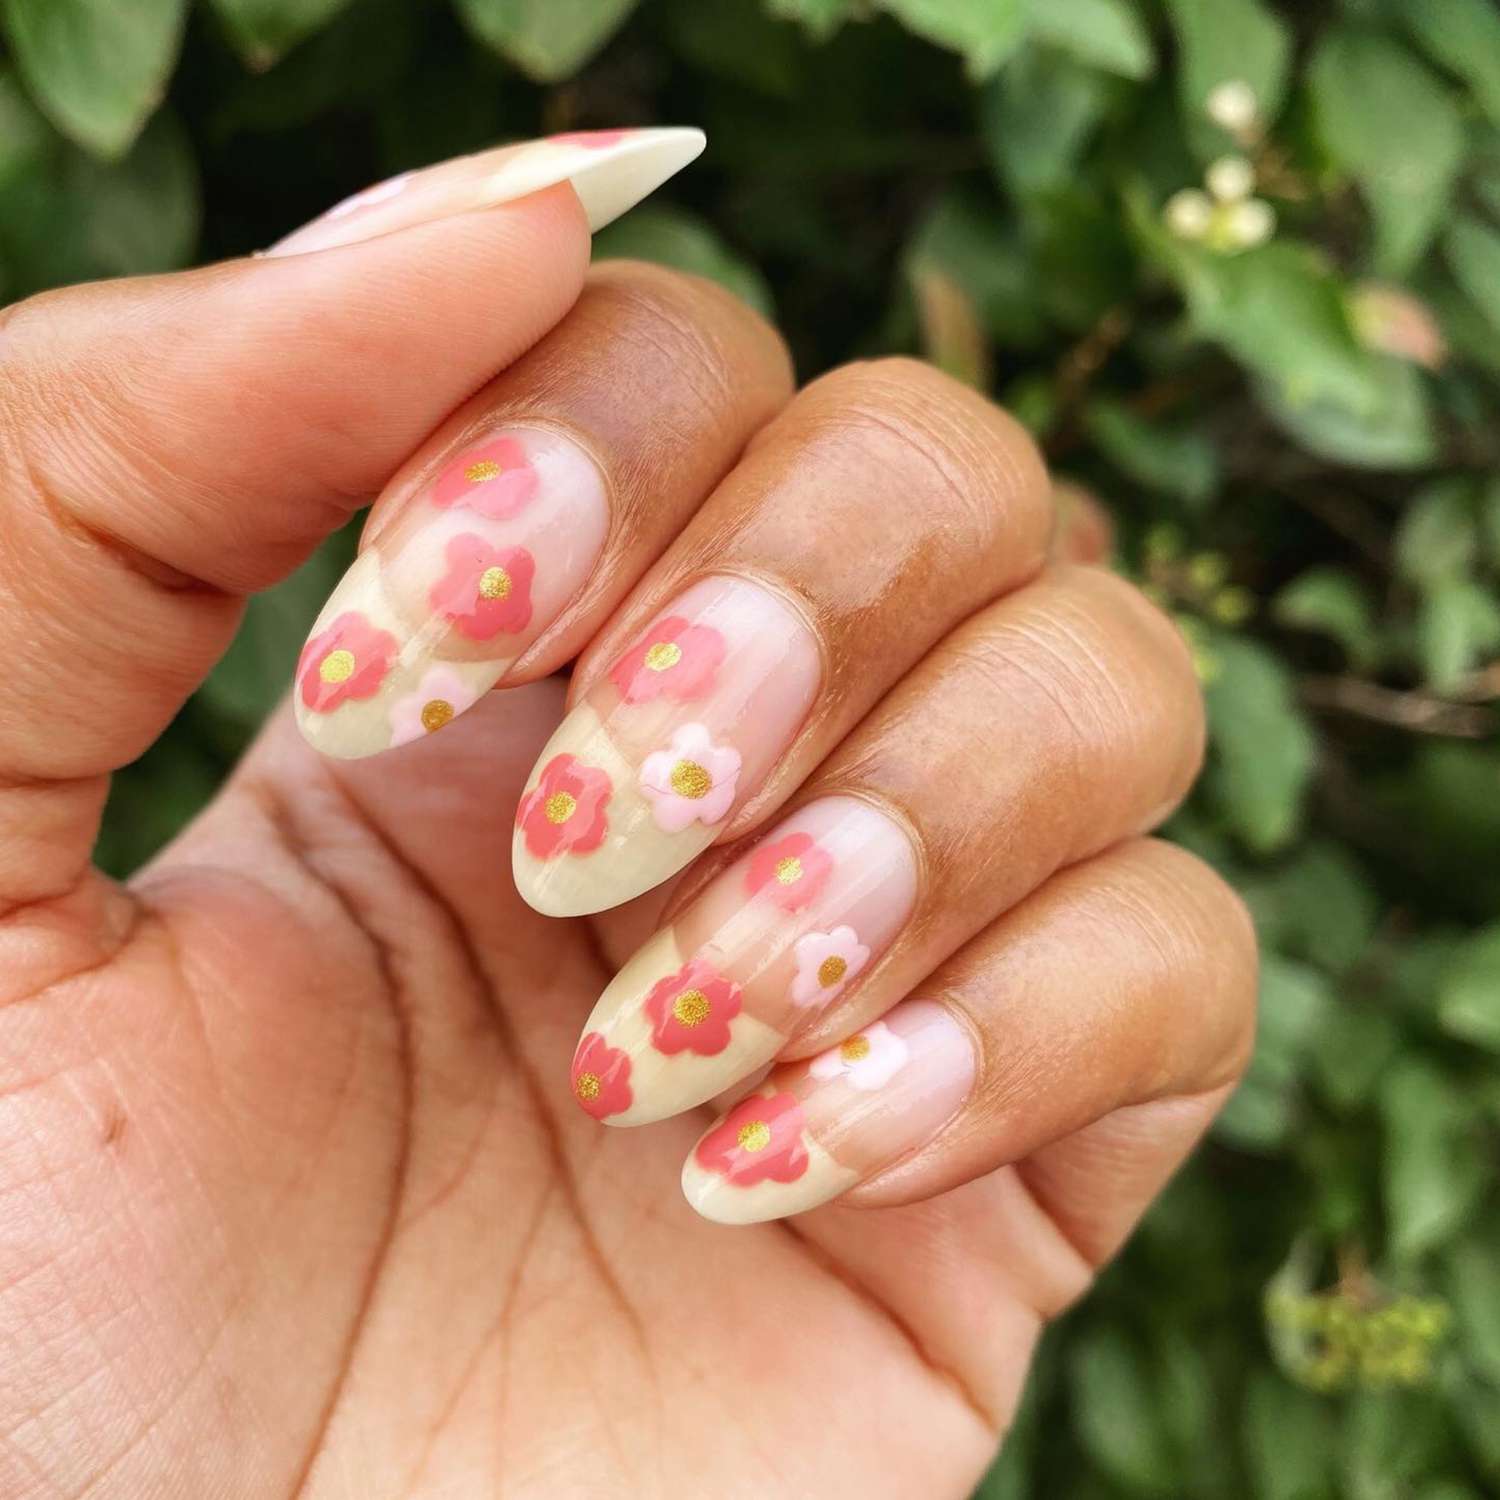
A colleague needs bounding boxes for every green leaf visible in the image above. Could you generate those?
[1214,1064,1296,1151]
[453,0,640,81]
[1257,954,1336,1080]
[877,0,1028,79]
[1444,215,1500,338]
[1446,1226,1500,1385]
[1396,478,1480,589]
[1083,398,1218,506]
[1250,842,1380,974]
[0,67,50,190]
[1068,1326,1176,1493]
[1312,1004,1399,1112]
[1027,0,1153,81]
[1380,1057,1490,1262]
[1162,0,1292,131]
[595,204,774,316]
[208,0,358,69]
[0,0,187,157]
[1392,0,1500,126]
[1417,579,1500,689]
[1438,925,1500,1054]
[1273,568,1379,670]
[1258,359,1436,471]
[765,0,850,40]
[982,48,1109,196]
[0,109,199,292]
[1204,635,1317,853]
[1309,28,1464,275]
[1242,1370,1336,1500]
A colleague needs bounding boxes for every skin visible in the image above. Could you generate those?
[0,186,1256,1498]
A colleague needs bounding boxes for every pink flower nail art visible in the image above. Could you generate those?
[516,754,612,858]
[429,535,535,641]
[695,1092,809,1187]
[638,723,741,833]
[609,616,725,704]
[809,1021,910,1091]
[298,611,398,713]
[745,832,833,912]
[572,1031,632,1120]
[432,437,539,519]
[643,958,742,1056]
[790,925,870,1007]
[387,665,480,747]
[550,129,634,149]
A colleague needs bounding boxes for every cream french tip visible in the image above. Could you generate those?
[678,999,975,1226]
[569,796,919,1126]
[294,426,609,759]
[511,575,823,918]
[268,126,707,256]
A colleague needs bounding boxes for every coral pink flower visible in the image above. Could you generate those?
[609,616,725,704]
[638,723,741,833]
[571,1031,632,1120]
[809,1021,909,1091]
[550,129,633,149]
[298,610,398,713]
[744,832,832,912]
[516,754,612,858]
[429,535,535,641]
[387,664,480,747]
[644,958,742,1056]
[695,1092,809,1187]
[790,925,870,1008]
[432,437,539,519]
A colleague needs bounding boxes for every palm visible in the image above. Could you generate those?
[5,681,1076,1499]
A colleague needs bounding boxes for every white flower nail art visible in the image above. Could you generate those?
[790,924,870,1007]
[638,722,741,833]
[388,664,480,747]
[809,1021,909,1091]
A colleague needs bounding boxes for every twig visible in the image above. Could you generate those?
[1301,674,1495,739]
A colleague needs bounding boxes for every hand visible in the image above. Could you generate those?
[0,134,1255,1498]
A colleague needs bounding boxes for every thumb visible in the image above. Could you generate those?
[0,128,702,905]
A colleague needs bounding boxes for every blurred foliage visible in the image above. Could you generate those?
[2,0,1498,1494]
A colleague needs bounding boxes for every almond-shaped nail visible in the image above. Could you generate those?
[512,576,821,917]
[680,1000,975,1225]
[569,797,917,1125]
[269,127,706,256]
[295,426,608,758]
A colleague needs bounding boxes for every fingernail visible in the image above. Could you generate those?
[295,426,608,758]
[570,797,917,1125]
[268,126,706,256]
[512,576,821,917]
[680,1000,975,1225]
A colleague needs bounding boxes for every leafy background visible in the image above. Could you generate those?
[2,0,1498,1495]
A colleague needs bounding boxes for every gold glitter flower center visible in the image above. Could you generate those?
[737,1120,771,1152]
[575,1071,601,1102]
[420,699,454,733]
[818,955,848,988]
[672,989,710,1026]
[479,565,512,600]
[840,1035,871,1063]
[670,759,712,799]
[775,856,803,885]
[644,641,682,672]
[545,791,577,824]
[319,648,356,684]
[465,459,503,483]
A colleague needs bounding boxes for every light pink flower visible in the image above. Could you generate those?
[638,723,740,833]
[387,665,480,747]
[809,1022,909,1091]
[549,129,634,149]
[790,926,870,1008]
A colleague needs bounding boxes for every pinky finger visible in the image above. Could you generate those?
[679,837,1256,1226]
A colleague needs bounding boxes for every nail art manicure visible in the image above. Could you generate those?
[680,1000,975,1225]
[513,576,822,917]
[295,426,608,758]
[570,797,917,1125]
[269,127,706,256]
